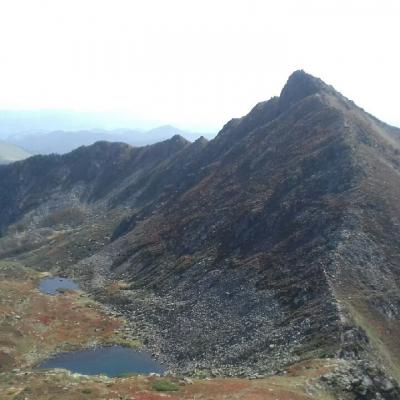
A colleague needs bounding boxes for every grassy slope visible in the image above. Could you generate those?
[337,109,400,382]
[0,141,31,164]
[0,261,138,371]
[0,371,337,400]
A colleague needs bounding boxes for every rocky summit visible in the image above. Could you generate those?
[1,70,400,399]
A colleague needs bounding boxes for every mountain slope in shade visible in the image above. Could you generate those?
[0,139,31,164]
[1,71,400,398]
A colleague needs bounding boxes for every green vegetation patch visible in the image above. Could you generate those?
[151,379,179,392]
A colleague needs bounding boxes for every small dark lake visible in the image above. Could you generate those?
[39,276,79,295]
[37,345,165,376]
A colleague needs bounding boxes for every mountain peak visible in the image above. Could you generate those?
[279,70,328,109]
[169,134,190,145]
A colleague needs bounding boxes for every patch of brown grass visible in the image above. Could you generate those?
[0,262,127,370]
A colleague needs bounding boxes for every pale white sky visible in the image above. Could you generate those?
[0,0,399,131]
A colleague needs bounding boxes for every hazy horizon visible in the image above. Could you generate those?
[0,0,399,131]
[0,109,214,138]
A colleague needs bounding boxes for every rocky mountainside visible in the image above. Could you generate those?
[1,71,400,398]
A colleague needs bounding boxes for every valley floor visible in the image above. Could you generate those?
[0,260,344,399]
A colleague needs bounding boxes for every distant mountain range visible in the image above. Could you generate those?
[0,140,31,164]
[0,109,160,137]
[5,125,214,155]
